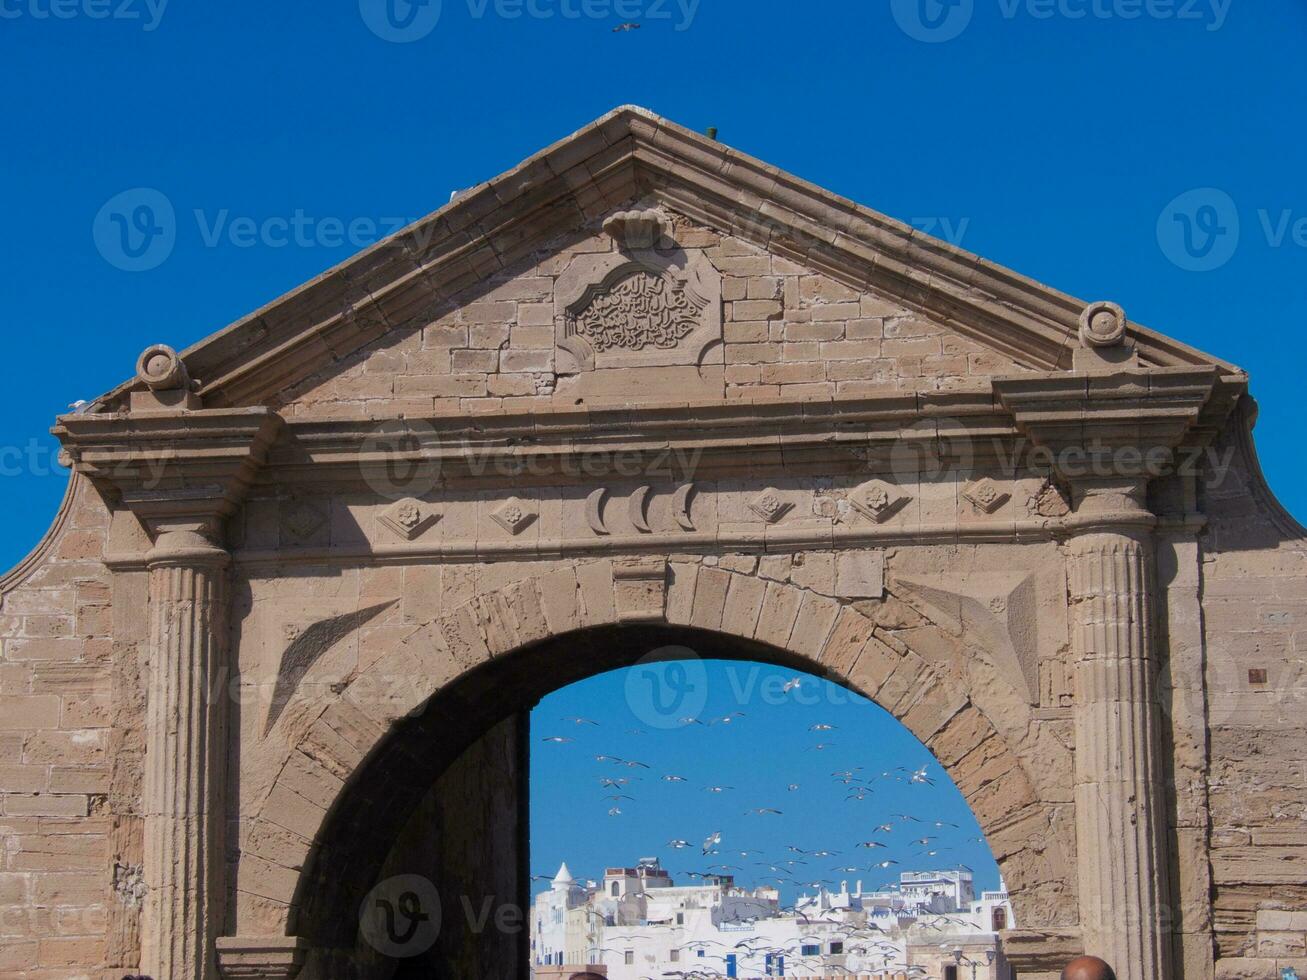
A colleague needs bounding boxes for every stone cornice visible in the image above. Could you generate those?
[267,388,1018,489]
[52,407,283,532]
[993,367,1234,462]
[60,374,1245,514]
[83,107,1241,414]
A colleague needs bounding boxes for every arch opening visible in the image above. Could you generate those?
[276,618,1043,980]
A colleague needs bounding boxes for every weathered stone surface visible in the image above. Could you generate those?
[3,106,1293,980]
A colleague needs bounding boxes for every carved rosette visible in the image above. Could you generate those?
[748,487,792,524]
[379,497,438,540]
[849,479,910,524]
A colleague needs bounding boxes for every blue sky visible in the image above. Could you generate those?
[3,3,1306,568]
[2,0,1302,890]
[530,660,998,902]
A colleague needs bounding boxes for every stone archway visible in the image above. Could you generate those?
[232,560,1071,980]
[23,107,1296,980]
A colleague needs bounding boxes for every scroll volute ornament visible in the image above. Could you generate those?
[1078,301,1128,348]
[133,343,202,410]
[1073,301,1138,372]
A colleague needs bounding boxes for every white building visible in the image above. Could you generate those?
[531,859,1015,980]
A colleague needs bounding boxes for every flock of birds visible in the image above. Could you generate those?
[535,674,989,903]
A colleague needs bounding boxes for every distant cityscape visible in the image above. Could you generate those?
[532,857,1014,979]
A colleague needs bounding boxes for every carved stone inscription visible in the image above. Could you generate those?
[569,270,701,353]
[553,245,723,373]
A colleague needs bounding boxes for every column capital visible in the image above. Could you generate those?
[54,406,282,551]
[147,527,232,569]
[1064,476,1154,537]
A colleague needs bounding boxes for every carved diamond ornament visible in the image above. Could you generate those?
[491,496,536,535]
[748,487,793,524]
[963,478,1010,515]
[849,479,909,524]
[283,500,326,541]
[378,498,438,540]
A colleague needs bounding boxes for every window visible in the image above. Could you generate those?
[945,965,959,980]
[610,881,620,897]
[670,949,679,962]
[726,953,738,977]
[830,941,844,954]
[801,944,820,956]
[676,912,684,925]
[992,906,1008,931]
[624,950,634,965]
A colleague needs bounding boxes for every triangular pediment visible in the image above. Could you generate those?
[88,106,1239,415]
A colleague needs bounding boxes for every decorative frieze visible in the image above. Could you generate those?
[963,477,1009,514]
[491,496,536,535]
[283,499,327,542]
[849,478,910,524]
[748,487,792,524]
[379,497,438,540]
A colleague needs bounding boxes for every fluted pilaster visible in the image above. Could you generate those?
[1068,484,1172,980]
[141,529,231,980]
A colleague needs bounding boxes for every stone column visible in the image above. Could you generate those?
[1067,479,1172,980]
[141,525,231,980]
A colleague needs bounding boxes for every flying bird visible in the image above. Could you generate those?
[702,831,722,855]
[541,736,574,744]
[612,21,640,31]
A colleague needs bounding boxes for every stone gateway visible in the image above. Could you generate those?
[2,107,1303,980]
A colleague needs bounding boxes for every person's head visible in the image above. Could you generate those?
[1061,956,1117,980]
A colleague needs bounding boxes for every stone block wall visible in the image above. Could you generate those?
[1201,431,1307,980]
[275,206,1028,420]
[0,476,121,980]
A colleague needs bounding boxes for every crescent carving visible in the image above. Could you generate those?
[629,485,653,533]
[672,483,696,531]
[586,488,609,535]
